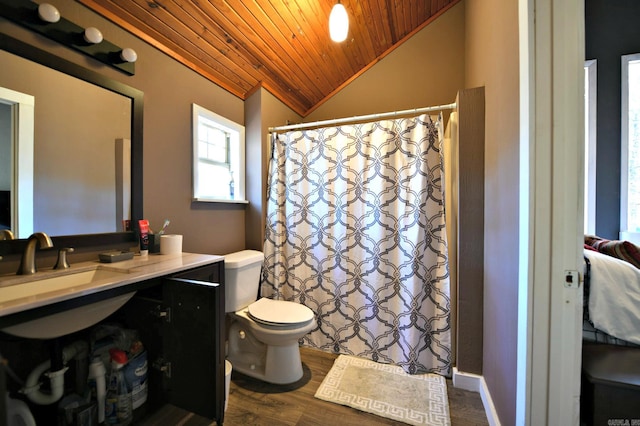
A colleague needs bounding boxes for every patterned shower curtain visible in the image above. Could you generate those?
[261,114,451,375]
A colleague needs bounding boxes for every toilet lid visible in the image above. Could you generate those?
[247,298,314,325]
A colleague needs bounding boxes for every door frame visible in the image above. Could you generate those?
[0,86,34,238]
[517,0,585,424]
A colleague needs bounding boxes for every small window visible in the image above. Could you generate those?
[584,60,597,235]
[192,104,246,203]
[621,54,640,243]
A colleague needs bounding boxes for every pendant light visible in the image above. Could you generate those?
[329,1,349,42]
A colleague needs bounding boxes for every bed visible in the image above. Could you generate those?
[582,236,640,347]
[581,236,640,425]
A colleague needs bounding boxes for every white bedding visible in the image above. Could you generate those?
[584,249,640,345]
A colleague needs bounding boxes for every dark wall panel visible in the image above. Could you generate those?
[586,0,640,239]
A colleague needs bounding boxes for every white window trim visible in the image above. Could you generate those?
[584,59,597,235]
[192,103,248,204]
[620,53,640,243]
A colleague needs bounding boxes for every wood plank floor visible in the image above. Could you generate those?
[140,347,489,425]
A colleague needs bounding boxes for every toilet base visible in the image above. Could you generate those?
[230,343,304,384]
[227,316,307,384]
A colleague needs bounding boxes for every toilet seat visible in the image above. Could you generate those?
[247,298,314,327]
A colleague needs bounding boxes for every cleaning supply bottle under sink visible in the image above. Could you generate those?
[105,349,132,425]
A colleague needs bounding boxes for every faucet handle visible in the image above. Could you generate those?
[54,247,75,270]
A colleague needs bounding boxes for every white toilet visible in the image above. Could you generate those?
[224,250,315,384]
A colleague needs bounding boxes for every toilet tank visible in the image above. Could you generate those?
[224,250,264,313]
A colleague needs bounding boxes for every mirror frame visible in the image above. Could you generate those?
[0,33,143,255]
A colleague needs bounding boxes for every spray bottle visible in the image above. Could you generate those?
[105,349,132,425]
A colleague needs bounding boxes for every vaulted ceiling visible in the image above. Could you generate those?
[79,0,459,116]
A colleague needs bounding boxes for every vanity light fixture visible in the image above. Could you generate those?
[120,47,137,63]
[83,26,103,44]
[37,2,60,23]
[1,0,135,75]
[329,1,348,43]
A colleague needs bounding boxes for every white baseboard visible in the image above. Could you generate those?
[452,367,501,426]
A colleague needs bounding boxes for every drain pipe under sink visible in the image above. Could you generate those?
[21,340,89,405]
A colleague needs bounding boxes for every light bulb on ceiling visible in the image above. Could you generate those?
[329,1,348,43]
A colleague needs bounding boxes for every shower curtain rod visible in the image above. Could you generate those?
[268,101,457,133]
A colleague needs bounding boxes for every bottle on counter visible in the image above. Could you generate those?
[105,348,132,425]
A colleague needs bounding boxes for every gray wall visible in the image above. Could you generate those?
[464,0,520,424]
[586,0,640,239]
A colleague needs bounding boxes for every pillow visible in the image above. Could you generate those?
[589,238,640,269]
[584,249,640,344]
[584,234,605,246]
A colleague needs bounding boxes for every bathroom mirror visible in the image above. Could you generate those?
[0,33,143,255]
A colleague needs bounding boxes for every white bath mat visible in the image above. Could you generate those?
[314,355,451,425]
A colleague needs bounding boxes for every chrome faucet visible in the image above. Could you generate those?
[17,232,54,275]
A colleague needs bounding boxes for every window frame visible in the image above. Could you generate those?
[584,59,597,235]
[198,120,231,168]
[620,53,640,243]
[192,103,247,204]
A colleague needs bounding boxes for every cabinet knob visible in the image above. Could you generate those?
[151,306,171,322]
[152,359,172,378]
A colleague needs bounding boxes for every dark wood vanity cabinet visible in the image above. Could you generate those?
[0,260,226,426]
[121,262,226,425]
[0,364,5,426]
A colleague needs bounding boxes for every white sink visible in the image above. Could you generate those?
[0,268,129,301]
[0,267,136,339]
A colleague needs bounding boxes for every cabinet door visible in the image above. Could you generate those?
[0,362,6,426]
[163,276,225,424]
[173,263,222,285]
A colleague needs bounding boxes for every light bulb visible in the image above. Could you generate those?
[37,3,60,23]
[329,2,349,42]
[120,48,137,63]
[83,27,103,44]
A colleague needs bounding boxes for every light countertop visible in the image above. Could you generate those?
[0,252,224,319]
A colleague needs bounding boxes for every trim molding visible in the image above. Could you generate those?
[452,368,501,426]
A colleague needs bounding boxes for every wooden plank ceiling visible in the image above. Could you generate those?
[79,0,459,116]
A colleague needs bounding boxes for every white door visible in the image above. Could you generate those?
[517,0,585,424]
